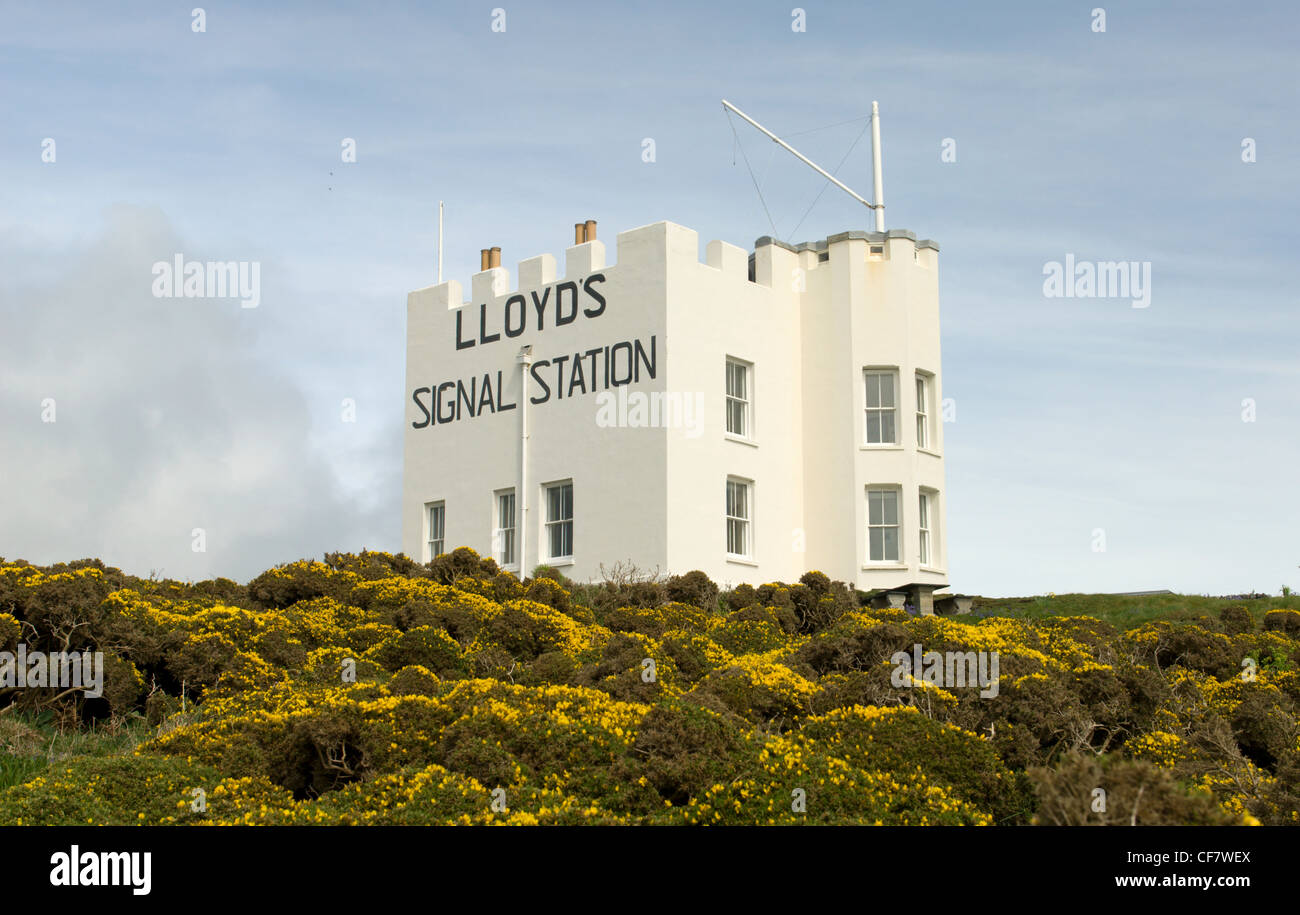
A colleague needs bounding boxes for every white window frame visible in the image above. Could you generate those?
[494,489,517,569]
[865,486,903,564]
[863,368,899,445]
[543,480,573,562]
[725,357,753,440]
[725,476,753,560]
[915,372,931,450]
[426,501,445,561]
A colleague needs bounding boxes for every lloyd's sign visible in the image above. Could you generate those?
[410,273,658,428]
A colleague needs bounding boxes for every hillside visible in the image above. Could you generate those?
[1,549,1297,825]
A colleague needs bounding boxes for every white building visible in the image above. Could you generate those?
[402,218,949,608]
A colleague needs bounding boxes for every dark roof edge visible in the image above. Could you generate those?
[757,229,938,252]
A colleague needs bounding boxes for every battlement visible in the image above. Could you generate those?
[409,220,940,311]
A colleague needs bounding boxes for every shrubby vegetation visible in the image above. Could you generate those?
[1,550,1296,825]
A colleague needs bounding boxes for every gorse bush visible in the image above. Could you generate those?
[0,551,1296,825]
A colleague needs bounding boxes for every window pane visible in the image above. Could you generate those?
[882,527,899,561]
[726,481,751,555]
[548,486,561,521]
[866,412,881,443]
[728,362,746,400]
[918,493,928,527]
[727,482,749,518]
[562,484,572,520]
[727,399,744,435]
[882,490,898,524]
[916,377,925,406]
[865,374,880,408]
[879,373,895,407]
[869,527,883,561]
[917,414,927,448]
[881,412,895,444]
[549,522,566,558]
[868,490,882,524]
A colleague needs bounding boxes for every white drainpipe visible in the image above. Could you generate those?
[516,345,534,577]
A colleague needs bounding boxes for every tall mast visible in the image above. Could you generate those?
[870,102,884,232]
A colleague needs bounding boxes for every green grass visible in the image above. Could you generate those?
[972,592,1300,629]
[0,712,152,791]
[0,755,47,792]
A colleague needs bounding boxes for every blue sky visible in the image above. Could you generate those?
[1,1,1296,595]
